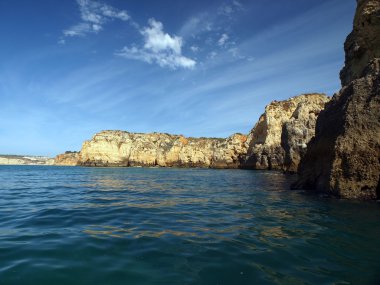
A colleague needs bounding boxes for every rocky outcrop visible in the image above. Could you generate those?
[340,0,380,86]
[54,94,329,170]
[293,0,380,200]
[242,94,330,171]
[281,98,330,172]
[54,152,79,166]
[77,131,248,168]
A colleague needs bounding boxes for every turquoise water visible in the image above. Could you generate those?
[0,166,379,285]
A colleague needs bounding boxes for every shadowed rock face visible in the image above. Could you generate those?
[293,0,380,200]
[340,0,380,86]
[242,94,330,171]
[281,98,330,172]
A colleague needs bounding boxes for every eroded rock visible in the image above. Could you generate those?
[293,0,380,200]
[242,94,330,171]
[54,152,79,166]
[77,131,248,168]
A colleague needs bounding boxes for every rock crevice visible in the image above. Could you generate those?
[242,94,330,171]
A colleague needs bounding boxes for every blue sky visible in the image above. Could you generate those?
[0,0,356,156]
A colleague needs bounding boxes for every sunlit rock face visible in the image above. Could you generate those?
[54,152,79,166]
[293,0,380,200]
[77,131,248,168]
[55,94,330,171]
[242,94,330,171]
[0,155,54,165]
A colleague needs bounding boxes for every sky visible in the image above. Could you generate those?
[0,0,356,156]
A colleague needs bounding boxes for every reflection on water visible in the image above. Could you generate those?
[0,166,379,285]
[259,226,290,239]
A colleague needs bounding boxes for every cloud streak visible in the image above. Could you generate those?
[217,0,243,17]
[218,33,229,46]
[63,1,195,69]
[63,0,129,37]
[116,19,196,69]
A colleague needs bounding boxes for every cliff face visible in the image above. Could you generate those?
[77,131,248,168]
[340,0,380,86]
[242,94,330,171]
[0,155,54,165]
[54,94,329,170]
[54,152,79,166]
[293,0,380,200]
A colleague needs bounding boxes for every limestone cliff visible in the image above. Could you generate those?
[54,94,329,170]
[340,0,380,86]
[0,155,54,165]
[242,94,330,171]
[293,0,380,200]
[54,152,79,166]
[77,131,248,168]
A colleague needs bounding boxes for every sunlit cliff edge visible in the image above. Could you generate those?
[55,93,330,172]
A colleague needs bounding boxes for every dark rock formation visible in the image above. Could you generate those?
[293,0,380,200]
[340,0,380,86]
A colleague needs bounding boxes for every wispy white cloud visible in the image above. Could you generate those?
[218,33,229,46]
[218,0,244,17]
[63,0,129,37]
[190,46,199,52]
[64,23,92,37]
[116,19,196,69]
[179,14,214,38]
[63,2,195,69]
[142,19,182,54]
[208,51,218,59]
[177,0,247,65]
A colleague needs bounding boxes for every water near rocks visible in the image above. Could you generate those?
[0,166,379,284]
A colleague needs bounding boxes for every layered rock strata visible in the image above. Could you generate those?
[55,94,330,170]
[77,131,248,168]
[293,0,380,200]
[0,155,54,165]
[242,94,330,171]
[54,152,80,166]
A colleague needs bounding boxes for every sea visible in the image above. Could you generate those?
[0,165,379,285]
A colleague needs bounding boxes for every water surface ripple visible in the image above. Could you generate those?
[0,166,379,284]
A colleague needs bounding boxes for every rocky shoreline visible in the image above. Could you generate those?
[54,0,379,200]
[292,0,380,200]
[55,93,330,173]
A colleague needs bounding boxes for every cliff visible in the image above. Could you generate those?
[242,94,330,171]
[0,155,54,165]
[293,0,380,200]
[77,131,248,168]
[55,93,329,170]
[54,152,80,166]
